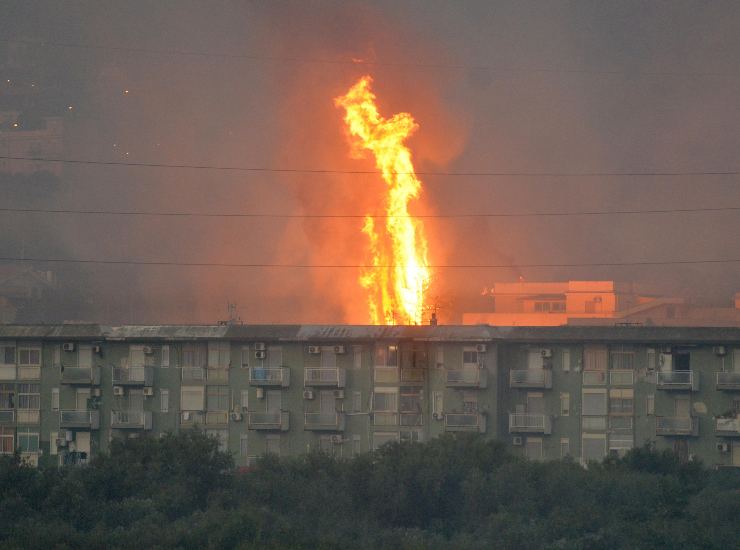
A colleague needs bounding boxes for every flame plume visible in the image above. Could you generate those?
[335,76,431,325]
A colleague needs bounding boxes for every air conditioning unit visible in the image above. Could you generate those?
[255,350,266,360]
[330,435,343,444]
[303,389,314,400]
[512,436,523,446]
[143,387,154,397]
[182,411,191,421]
[333,389,345,399]
[308,345,321,355]
[714,346,727,356]
[62,429,74,442]
[432,412,443,420]
[143,346,154,355]
[62,343,75,352]
[255,388,265,399]
[541,348,553,358]
[230,412,243,422]
[333,345,346,354]
[56,438,68,447]
[717,442,730,453]
[113,386,124,396]
[93,345,102,354]
[255,343,266,351]
[91,388,101,398]
[475,344,487,353]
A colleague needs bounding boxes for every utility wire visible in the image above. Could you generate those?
[1,256,738,269]
[1,205,738,220]
[0,37,736,78]
[2,155,740,178]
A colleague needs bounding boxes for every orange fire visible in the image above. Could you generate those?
[335,76,431,325]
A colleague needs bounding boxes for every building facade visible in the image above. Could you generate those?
[0,324,739,468]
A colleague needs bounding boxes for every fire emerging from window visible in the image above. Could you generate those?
[335,76,431,325]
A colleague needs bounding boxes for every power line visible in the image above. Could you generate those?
[1,256,738,269]
[1,205,738,220]
[0,37,736,79]
[2,155,740,178]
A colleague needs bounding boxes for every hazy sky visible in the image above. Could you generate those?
[2,0,739,324]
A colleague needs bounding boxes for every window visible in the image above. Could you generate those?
[462,348,479,365]
[78,345,93,369]
[0,384,14,409]
[610,348,635,370]
[560,438,570,458]
[352,435,361,456]
[462,391,479,413]
[49,431,58,455]
[180,386,204,411]
[525,438,543,460]
[17,347,41,366]
[320,350,337,369]
[129,345,146,366]
[353,345,362,369]
[560,392,570,416]
[240,390,249,410]
[208,341,230,368]
[160,389,169,413]
[18,384,40,409]
[609,435,634,457]
[609,416,633,431]
[609,389,634,414]
[562,348,571,372]
[432,391,443,417]
[582,417,607,431]
[435,346,444,368]
[352,391,362,413]
[51,388,59,410]
[17,428,39,453]
[265,434,280,456]
[582,434,607,462]
[1,344,15,364]
[584,345,607,371]
[400,430,422,443]
[267,346,282,369]
[373,388,398,426]
[161,345,170,367]
[582,389,607,416]
[647,348,656,370]
[646,394,655,415]
[400,387,422,426]
[182,343,207,367]
[240,346,250,368]
[372,432,398,450]
[610,370,634,386]
[0,427,13,454]
[207,386,230,411]
[239,434,248,457]
[374,345,398,367]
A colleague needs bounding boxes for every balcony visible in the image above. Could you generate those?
[248,411,290,431]
[111,410,153,430]
[582,370,607,386]
[444,412,487,433]
[16,409,40,424]
[509,413,552,435]
[655,416,699,437]
[17,366,41,380]
[0,364,16,380]
[509,369,551,389]
[249,367,290,387]
[715,416,740,437]
[181,367,206,383]
[180,411,205,427]
[0,410,14,423]
[716,372,740,391]
[60,409,100,430]
[304,412,346,431]
[400,368,425,383]
[61,365,101,385]
[656,371,699,391]
[447,366,488,388]
[205,411,229,425]
[304,368,346,388]
[112,366,153,386]
[206,368,229,384]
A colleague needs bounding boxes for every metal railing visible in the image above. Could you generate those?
[509,369,551,388]
[304,368,346,387]
[582,370,607,386]
[445,412,486,432]
[657,371,698,390]
[508,413,552,434]
[655,416,699,436]
[181,367,206,382]
[715,416,740,436]
[248,411,289,431]
[400,368,425,383]
[112,366,152,385]
[0,409,15,423]
[249,367,289,386]
[610,370,634,386]
[0,365,16,380]
[111,410,152,429]
[304,412,345,430]
[716,372,740,390]
[60,409,100,429]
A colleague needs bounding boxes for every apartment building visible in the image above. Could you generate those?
[0,324,738,468]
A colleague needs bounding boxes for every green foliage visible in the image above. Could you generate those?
[0,435,737,549]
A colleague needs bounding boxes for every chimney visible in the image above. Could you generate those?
[430,312,438,326]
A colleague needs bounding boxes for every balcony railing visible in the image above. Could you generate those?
[181,367,206,383]
[0,364,16,380]
[180,411,205,427]
[16,409,40,424]
[508,413,552,435]
[60,409,100,430]
[304,412,346,431]
[206,411,229,425]
[206,368,229,383]
[582,370,607,386]
[400,368,425,383]
[304,368,346,388]
[716,372,740,391]
[249,367,290,387]
[17,366,41,380]
[248,411,290,431]
[715,416,740,437]
[372,412,398,426]
[447,366,488,388]
[655,416,699,436]
[0,410,15,423]
[61,365,101,385]
[610,370,634,386]
[112,366,153,386]
[444,413,486,433]
[656,371,699,391]
[111,410,153,430]
[509,369,551,389]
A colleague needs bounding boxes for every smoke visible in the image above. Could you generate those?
[2,1,739,324]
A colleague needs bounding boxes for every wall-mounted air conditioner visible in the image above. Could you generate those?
[541,348,553,358]
[143,387,154,397]
[333,345,346,354]
[303,389,314,400]
[512,436,523,446]
[230,412,243,422]
[143,346,154,355]
[255,351,266,360]
[113,386,124,396]
[62,343,75,352]
[714,346,727,356]
[330,435,343,444]
[308,346,321,354]
[717,442,730,453]
[475,344,487,353]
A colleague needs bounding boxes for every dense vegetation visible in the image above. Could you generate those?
[1,432,738,549]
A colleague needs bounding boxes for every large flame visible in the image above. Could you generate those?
[335,76,431,325]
